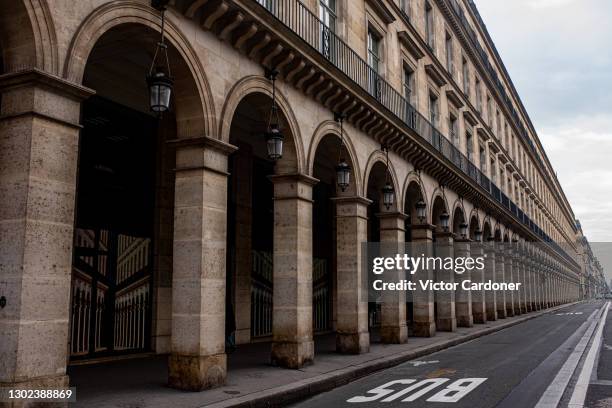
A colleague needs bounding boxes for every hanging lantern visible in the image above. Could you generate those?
[262,69,284,161]
[416,199,427,223]
[147,2,173,114]
[440,210,450,232]
[382,145,394,210]
[474,228,483,242]
[265,123,283,161]
[334,112,351,192]
[336,159,351,192]
[382,181,394,210]
[460,222,468,239]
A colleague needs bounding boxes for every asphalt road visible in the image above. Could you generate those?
[292,301,608,408]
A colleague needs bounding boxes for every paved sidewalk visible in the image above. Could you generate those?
[69,303,576,408]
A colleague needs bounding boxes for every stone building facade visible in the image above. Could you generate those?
[0,0,589,394]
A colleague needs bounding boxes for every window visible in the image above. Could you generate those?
[445,32,454,74]
[490,158,497,183]
[466,128,473,161]
[403,65,415,103]
[319,0,336,60]
[496,111,501,137]
[425,2,435,50]
[367,29,381,98]
[500,168,505,191]
[400,0,410,17]
[462,57,469,96]
[449,115,458,146]
[257,0,274,10]
[487,96,493,127]
[479,145,487,173]
[475,78,482,113]
[429,92,439,126]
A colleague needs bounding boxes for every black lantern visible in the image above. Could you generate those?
[440,210,450,232]
[474,227,483,242]
[416,199,427,223]
[381,145,394,210]
[264,69,284,161]
[460,222,468,239]
[147,1,173,114]
[336,160,351,192]
[334,112,351,192]
[382,181,394,210]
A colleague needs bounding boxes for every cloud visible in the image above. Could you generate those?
[474,1,612,280]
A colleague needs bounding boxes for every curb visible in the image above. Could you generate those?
[204,302,582,408]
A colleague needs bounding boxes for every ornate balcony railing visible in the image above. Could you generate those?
[253,0,576,268]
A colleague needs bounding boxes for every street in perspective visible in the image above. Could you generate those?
[294,301,611,408]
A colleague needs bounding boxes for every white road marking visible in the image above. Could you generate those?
[534,307,601,408]
[347,378,487,403]
[410,360,439,367]
[568,301,610,408]
[556,312,584,316]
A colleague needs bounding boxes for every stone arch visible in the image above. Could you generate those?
[63,1,214,138]
[493,222,502,242]
[307,119,362,196]
[220,75,304,175]
[429,188,449,228]
[451,200,467,237]
[363,149,400,212]
[468,211,480,241]
[402,171,427,223]
[0,0,58,73]
[483,218,493,241]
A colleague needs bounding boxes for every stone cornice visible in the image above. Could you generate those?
[397,31,425,60]
[167,135,238,154]
[0,68,94,101]
[425,64,447,87]
[365,0,396,25]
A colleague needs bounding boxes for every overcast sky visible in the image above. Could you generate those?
[474,0,612,282]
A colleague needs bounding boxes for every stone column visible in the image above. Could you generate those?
[471,241,487,324]
[513,251,522,314]
[527,258,535,311]
[495,243,507,318]
[378,212,408,343]
[169,136,236,391]
[455,239,473,327]
[334,196,371,354]
[270,174,317,368]
[0,70,92,391]
[504,245,515,317]
[520,255,529,313]
[411,224,436,337]
[484,241,498,321]
[434,232,456,332]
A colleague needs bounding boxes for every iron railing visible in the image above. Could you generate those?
[252,0,576,267]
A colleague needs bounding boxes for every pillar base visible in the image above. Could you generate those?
[168,353,226,391]
[497,308,507,319]
[271,340,314,369]
[436,317,457,332]
[506,307,515,317]
[486,309,498,321]
[380,325,408,344]
[456,302,473,327]
[457,314,474,327]
[472,310,487,324]
[336,332,370,354]
[412,321,436,337]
